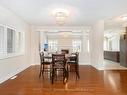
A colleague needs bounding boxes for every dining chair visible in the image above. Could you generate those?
[67,52,80,79]
[39,52,52,78]
[51,54,68,84]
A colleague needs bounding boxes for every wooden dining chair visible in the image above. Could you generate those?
[51,54,68,84]
[39,52,52,78]
[67,52,80,79]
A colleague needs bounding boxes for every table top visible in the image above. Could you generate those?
[44,54,76,59]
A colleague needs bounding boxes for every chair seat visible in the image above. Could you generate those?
[67,61,76,64]
[43,61,52,64]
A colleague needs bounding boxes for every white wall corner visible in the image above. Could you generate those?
[79,62,91,65]
[91,62,104,70]
[90,20,104,70]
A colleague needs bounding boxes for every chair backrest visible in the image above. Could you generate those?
[52,54,66,67]
[40,52,44,63]
[70,52,79,64]
[75,52,79,64]
[61,49,69,54]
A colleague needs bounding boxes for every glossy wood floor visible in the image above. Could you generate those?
[0,65,127,95]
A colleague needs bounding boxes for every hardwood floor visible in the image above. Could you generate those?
[0,65,127,95]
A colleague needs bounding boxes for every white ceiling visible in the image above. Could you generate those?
[0,0,127,26]
[104,14,127,36]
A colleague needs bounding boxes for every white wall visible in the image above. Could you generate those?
[0,6,31,83]
[30,26,40,65]
[81,31,90,64]
[90,20,104,70]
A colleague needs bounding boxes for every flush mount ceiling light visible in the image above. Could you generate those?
[52,9,69,25]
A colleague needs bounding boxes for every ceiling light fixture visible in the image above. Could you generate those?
[52,9,69,25]
[121,16,127,21]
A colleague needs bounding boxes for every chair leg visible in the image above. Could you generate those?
[63,68,68,84]
[42,64,44,75]
[75,65,80,79]
[66,66,69,81]
[76,71,80,79]
[39,64,42,78]
[50,66,52,80]
[63,69,65,83]
[52,68,55,84]
[67,65,69,77]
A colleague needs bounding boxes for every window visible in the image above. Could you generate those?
[0,25,23,59]
[15,32,21,52]
[103,37,109,50]
[7,28,15,53]
[48,40,58,52]
[0,26,5,55]
[109,40,112,50]
[72,40,81,52]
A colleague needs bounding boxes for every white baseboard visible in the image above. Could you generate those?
[31,63,40,65]
[91,64,104,70]
[0,65,30,84]
[79,62,91,65]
